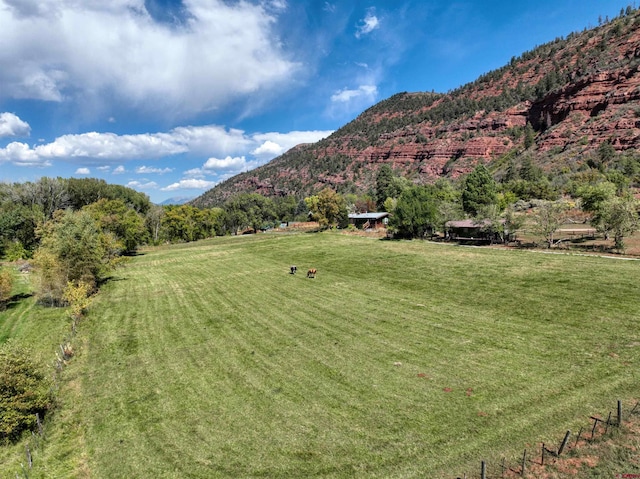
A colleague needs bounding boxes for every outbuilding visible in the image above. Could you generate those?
[445,219,510,243]
[348,212,389,230]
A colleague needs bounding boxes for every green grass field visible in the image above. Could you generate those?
[2,233,639,478]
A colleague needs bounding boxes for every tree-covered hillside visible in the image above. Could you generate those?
[192,5,640,207]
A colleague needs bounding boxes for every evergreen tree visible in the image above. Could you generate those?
[461,165,498,216]
[375,165,395,211]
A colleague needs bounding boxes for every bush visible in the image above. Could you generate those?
[3,241,29,261]
[0,268,13,308]
[0,342,52,443]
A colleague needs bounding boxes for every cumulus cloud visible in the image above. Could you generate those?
[126,180,158,190]
[355,9,380,38]
[163,125,252,157]
[203,156,247,173]
[0,142,49,167]
[162,179,217,191]
[251,130,333,161]
[34,131,187,162]
[252,140,283,158]
[0,0,299,116]
[113,165,126,174]
[75,167,90,174]
[0,124,332,169]
[0,112,31,137]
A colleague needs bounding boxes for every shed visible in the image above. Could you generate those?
[348,212,389,230]
[445,219,509,243]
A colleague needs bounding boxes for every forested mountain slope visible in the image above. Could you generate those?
[193,7,640,207]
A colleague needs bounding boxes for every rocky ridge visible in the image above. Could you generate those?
[193,9,640,207]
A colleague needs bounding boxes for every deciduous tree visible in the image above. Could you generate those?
[531,200,570,248]
[389,185,440,239]
[34,210,108,303]
[595,196,639,252]
[305,188,348,229]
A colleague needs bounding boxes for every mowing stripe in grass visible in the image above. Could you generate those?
[63,234,640,478]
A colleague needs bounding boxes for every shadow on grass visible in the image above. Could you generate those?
[124,251,145,257]
[2,292,34,311]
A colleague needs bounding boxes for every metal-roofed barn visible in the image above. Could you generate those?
[348,212,389,230]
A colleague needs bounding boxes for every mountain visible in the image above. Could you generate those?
[158,196,194,206]
[192,8,640,208]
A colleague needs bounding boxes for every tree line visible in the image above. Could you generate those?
[2,155,639,443]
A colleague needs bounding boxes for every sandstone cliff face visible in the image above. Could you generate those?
[193,11,640,207]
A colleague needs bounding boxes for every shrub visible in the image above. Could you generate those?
[0,342,52,443]
[3,241,29,261]
[0,268,13,308]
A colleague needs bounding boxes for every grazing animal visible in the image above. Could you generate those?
[307,268,317,278]
[290,265,297,274]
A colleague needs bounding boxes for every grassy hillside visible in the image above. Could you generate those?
[2,234,639,478]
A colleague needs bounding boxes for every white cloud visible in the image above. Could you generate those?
[127,180,158,190]
[203,156,247,173]
[162,179,217,191]
[355,9,380,38]
[75,167,90,174]
[164,125,252,157]
[252,140,283,158]
[96,165,110,171]
[251,130,333,161]
[0,142,49,167]
[183,168,205,178]
[0,124,332,168]
[33,131,187,162]
[331,85,378,104]
[136,166,173,174]
[0,112,31,137]
[0,0,299,116]
[113,165,126,174]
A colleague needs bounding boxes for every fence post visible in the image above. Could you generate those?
[35,413,43,436]
[575,427,583,447]
[557,430,571,456]
[481,460,486,479]
[521,449,527,477]
[617,400,622,426]
[591,417,598,439]
[25,444,32,469]
[541,443,545,466]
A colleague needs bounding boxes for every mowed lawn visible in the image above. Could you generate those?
[40,234,640,477]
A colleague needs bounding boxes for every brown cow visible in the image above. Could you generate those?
[307,268,317,278]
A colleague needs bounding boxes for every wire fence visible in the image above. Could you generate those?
[456,399,640,479]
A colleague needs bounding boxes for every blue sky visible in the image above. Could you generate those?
[0,0,630,203]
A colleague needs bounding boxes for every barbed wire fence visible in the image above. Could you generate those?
[456,399,640,479]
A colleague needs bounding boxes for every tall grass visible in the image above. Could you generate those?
[2,233,639,478]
